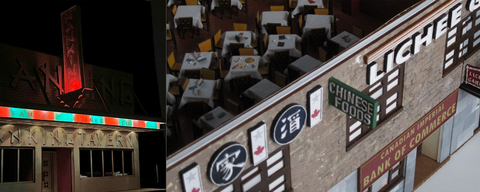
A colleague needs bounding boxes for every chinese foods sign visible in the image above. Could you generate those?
[328,77,378,128]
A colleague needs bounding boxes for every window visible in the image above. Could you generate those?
[346,64,404,149]
[214,146,292,192]
[363,160,405,192]
[79,149,134,178]
[0,148,34,183]
[443,10,480,76]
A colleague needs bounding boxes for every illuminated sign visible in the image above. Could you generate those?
[359,89,458,191]
[61,5,84,93]
[328,77,378,128]
[366,1,462,85]
[0,106,161,129]
[466,64,480,89]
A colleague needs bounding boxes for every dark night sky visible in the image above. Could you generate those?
[0,1,162,118]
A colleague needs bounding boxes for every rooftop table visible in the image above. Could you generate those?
[291,0,324,18]
[262,34,302,60]
[179,78,216,109]
[179,52,215,78]
[173,5,204,29]
[221,31,257,58]
[303,14,333,38]
[243,79,281,102]
[210,0,243,10]
[198,106,234,130]
[260,11,289,34]
[288,54,323,75]
[330,31,360,51]
[225,56,265,82]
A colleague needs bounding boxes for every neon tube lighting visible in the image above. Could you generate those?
[0,106,161,129]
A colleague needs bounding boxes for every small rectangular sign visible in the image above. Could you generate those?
[466,64,480,89]
[328,77,378,128]
[359,89,458,191]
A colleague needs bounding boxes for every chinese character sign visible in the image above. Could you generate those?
[208,143,247,186]
[272,104,307,145]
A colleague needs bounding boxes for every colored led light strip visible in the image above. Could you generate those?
[0,106,161,129]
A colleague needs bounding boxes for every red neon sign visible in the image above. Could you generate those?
[61,5,84,93]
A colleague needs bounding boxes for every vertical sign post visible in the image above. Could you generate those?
[61,5,84,94]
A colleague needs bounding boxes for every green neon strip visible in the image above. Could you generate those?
[119,118,133,127]
[10,108,34,119]
[146,121,158,129]
[55,112,74,122]
[90,115,105,125]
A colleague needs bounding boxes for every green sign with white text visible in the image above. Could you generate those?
[328,77,378,129]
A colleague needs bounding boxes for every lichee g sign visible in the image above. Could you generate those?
[328,77,378,128]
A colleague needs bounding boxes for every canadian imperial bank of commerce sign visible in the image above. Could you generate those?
[328,77,378,129]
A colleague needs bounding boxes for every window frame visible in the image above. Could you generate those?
[79,148,134,179]
[346,64,405,150]
[213,145,293,192]
[0,147,35,183]
[363,159,405,192]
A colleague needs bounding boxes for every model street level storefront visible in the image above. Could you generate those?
[0,106,162,192]
[167,0,480,191]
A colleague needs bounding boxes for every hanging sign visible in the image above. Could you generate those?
[208,142,247,186]
[359,89,458,191]
[328,77,378,128]
[466,64,480,89]
[271,104,307,145]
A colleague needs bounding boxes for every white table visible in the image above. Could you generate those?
[179,78,216,109]
[174,5,204,29]
[262,34,302,60]
[330,31,360,51]
[291,0,324,18]
[225,56,265,82]
[221,31,257,58]
[166,74,178,105]
[179,52,215,78]
[303,14,333,38]
[260,11,289,34]
[168,0,176,7]
[244,79,281,102]
[210,0,243,10]
[287,55,322,75]
[198,107,234,130]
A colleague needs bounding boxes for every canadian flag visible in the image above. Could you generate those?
[250,123,268,166]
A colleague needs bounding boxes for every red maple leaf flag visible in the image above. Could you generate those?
[312,109,320,118]
[254,146,265,155]
[192,187,200,192]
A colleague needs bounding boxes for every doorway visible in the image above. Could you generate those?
[42,148,72,192]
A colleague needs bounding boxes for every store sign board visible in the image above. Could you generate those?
[466,64,480,89]
[0,106,161,129]
[366,1,462,85]
[271,104,307,145]
[61,5,84,93]
[359,89,458,191]
[328,77,378,128]
[208,142,247,186]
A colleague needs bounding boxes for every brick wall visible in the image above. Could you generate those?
[0,43,134,115]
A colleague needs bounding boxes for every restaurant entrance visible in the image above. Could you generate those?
[42,148,72,192]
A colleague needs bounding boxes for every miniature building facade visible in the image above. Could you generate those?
[167,0,480,192]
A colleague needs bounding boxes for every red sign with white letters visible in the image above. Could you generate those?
[466,64,480,90]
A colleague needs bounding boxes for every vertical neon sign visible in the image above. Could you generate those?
[61,5,84,93]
